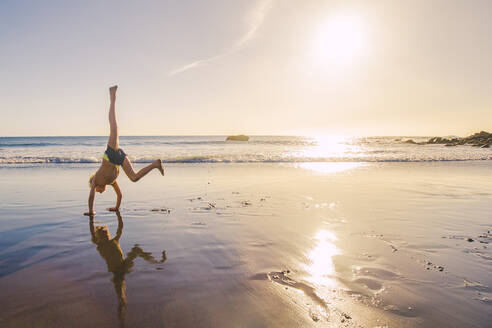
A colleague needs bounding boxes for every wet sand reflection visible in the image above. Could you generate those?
[89,212,166,325]
[306,229,340,288]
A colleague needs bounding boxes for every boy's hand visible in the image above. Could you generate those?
[107,207,119,212]
[84,211,96,216]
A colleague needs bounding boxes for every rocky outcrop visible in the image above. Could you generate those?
[426,131,492,148]
[226,135,249,141]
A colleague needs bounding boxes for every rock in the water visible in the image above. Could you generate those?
[427,137,451,144]
[426,131,492,148]
[226,134,249,141]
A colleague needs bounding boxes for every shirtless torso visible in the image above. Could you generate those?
[95,160,119,187]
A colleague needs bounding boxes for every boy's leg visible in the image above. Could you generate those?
[108,86,119,150]
[122,158,164,182]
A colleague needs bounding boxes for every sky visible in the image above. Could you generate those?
[0,0,491,137]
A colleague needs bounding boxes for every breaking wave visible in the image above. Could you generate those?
[2,155,492,165]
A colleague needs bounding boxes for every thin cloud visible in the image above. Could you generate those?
[169,0,273,76]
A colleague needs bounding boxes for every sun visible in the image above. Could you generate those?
[314,14,367,65]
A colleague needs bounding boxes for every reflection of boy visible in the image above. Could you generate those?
[89,212,166,321]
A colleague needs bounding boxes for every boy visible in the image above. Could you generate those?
[84,86,164,216]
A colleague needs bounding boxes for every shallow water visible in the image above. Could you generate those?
[0,162,491,327]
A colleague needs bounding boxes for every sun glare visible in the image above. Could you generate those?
[314,14,367,65]
[305,229,340,288]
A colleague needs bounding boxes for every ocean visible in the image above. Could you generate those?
[1,135,492,165]
[1,135,491,327]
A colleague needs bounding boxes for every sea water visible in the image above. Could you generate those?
[1,135,492,165]
[1,137,491,327]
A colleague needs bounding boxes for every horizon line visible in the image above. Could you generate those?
[0,133,471,138]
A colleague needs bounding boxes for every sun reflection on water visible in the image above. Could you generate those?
[306,229,340,288]
[314,136,352,154]
[300,136,357,158]
[293,136,365,174]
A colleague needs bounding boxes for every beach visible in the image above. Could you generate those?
[0,157,491,327]
[2,0,492,325]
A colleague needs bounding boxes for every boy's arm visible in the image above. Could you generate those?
[108,181,122,211]
[89,216,97,243]
[84,182,96,216]
[114,211,124,241]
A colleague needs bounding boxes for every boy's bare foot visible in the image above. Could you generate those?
[84,211,96,216]
[155,159,164,176]
[109,85,118,101]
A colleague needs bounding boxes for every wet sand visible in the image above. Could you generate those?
[0,162,491,327]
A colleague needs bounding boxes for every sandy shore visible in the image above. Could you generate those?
[0,162,491,327]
